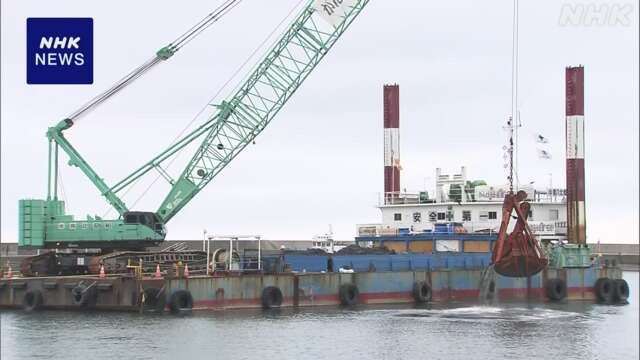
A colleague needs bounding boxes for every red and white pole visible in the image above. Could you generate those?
[566,66,586,244]
[383,84,400,203]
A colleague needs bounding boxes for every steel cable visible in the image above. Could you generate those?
[68,0,243,123]
[171,0,243,51]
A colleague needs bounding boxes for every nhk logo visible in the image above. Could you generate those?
[27,18,93,84]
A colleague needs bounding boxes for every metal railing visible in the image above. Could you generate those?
[379,189,567,206]
[357,220,568,238]
[204,235,262,275]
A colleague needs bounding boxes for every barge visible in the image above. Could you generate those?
[0,253,627,313]
[0,3,630,314]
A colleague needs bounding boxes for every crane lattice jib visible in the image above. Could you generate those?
[156,0,370,222]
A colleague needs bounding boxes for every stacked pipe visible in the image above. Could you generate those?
[383,84,400,203]
[565,66,586,244]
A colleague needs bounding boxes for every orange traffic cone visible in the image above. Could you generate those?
[155,264,162,278]
[7,265,12,278]
[99,264,106,278]
[184,263,190,278]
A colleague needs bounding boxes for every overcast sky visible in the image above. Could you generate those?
[1,1,638,244]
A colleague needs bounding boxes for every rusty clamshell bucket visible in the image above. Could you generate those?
[491,191,548,278]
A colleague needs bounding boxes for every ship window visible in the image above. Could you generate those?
[57,223,65,230]
[81,223,89,230]
[93,223,100,230]
[462,210,472,222]
[549,209,559,220]
[104,223,112,230]
[394,213,402,221]
[69,223,77,230]
[412,212,422,223]
[488,211,497,220]
[437,212,446,220]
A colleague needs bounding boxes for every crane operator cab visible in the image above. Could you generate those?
[123,211,167,237]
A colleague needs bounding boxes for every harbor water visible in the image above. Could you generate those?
[1,272,637,360]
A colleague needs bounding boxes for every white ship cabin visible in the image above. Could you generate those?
[358,167,568,243]
[310,233,351,254]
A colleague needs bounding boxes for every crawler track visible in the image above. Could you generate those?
[20,251,208,277]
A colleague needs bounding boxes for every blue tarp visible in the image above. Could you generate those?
[282,255,328,272]
[278,253,492,273]
[331,253,491,272]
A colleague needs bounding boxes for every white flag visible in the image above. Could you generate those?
[535,133,549,144]
[537,148,552,160]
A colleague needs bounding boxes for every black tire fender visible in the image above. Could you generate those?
[71,283,96,307]
[545,278,567,301]
[142,287,167,313]
[339,283,359,306]
[168,289,193,314]
[413,281,432,303]
[594,277,615,303]
[613,279,629,303]
[23,289,44,311]
[261,286,283,309]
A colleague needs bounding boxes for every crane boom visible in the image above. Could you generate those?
[157,0,370,221]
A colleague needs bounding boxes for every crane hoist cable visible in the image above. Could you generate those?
[101,0,306,217]
[67,0,243,124]
[171,0,242,50]
[58,168,68,210]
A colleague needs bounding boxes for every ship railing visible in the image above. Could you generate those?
[210,257,262,273]
[379,190,567,206]
[357,220,567,238]
[356,223,497,237]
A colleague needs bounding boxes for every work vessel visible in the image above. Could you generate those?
[1,0,628,313]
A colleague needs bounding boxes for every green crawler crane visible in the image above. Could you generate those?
[19,0,370,260]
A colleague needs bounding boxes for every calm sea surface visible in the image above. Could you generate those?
[1,272,638,360]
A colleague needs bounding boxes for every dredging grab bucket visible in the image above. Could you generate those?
[491,191,548,278]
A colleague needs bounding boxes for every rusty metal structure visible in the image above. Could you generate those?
[19,250,209,277]
[491,191,548,277]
